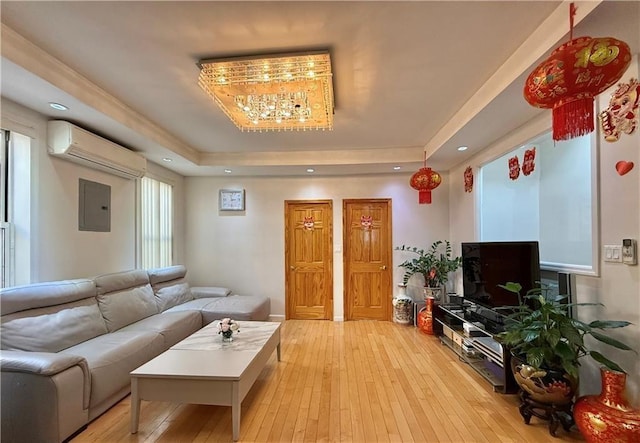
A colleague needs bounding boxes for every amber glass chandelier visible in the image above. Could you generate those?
[198,51,334,132]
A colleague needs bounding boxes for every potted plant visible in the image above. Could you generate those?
[496,282,635,407]
[395,240,462,299]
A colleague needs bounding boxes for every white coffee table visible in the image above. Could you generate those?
[130,321,281,441]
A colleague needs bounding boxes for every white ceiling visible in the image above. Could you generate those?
[1,1,638,177]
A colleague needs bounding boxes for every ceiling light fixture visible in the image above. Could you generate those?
[197,51,334,132]
[49,102,68,111]
[162,157,173,162]
[306,168,315,173]
[393,166,402,170]
[224,169,232,174]
[457,146,468,151]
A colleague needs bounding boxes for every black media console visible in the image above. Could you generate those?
[434,303,517,394]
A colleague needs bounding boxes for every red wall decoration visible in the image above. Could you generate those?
[599,78,640,142]
[616,161,634,176]
[522,147,536,176]
[508,155,520,180]
[464,166,474,193]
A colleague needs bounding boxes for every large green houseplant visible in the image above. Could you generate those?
[497,282,635,395]
[395,240,462,289]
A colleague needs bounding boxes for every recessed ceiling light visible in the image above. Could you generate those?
[306,168,315,173]
[49,102,68,111]
[393,166,401,170]
[224,169,232,174]
[457,146,469,151]
[162,157,172,162]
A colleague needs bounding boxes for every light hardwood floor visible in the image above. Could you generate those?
[71,320,586,442]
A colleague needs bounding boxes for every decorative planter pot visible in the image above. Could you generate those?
[423,286,442,300]
[510,354,578,405]
[392,285,413,324]
[510,354,577,436]
[574,368,640,442]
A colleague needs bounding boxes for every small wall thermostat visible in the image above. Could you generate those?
[622,239,637,265]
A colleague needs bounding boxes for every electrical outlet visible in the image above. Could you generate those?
[622,239,637,265]
[603,245,623,263]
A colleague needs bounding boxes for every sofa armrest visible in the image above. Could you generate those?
[1,350,91,408]
[1,350,87,376]
[191,286,232,298]
[1,351,91,442]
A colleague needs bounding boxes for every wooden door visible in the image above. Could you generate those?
[343,199,392,321]
[285,200,333,320]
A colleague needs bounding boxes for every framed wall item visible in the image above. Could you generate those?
[219,189,245,211]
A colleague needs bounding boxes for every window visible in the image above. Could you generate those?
[1,129,12,287]
[140,176,173,269]
[1,129,31,287]
[479,130,598,276]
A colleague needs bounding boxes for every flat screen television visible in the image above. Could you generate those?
[461,241,541,310]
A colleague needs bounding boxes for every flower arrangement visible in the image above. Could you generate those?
[217,318,240,341]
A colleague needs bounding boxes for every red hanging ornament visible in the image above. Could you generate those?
[508,155,520,180]
[523,3,632,142]
[522,147,536,176]
[410,153,441,204]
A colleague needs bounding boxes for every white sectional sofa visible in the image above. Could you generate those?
[0,265,270,443]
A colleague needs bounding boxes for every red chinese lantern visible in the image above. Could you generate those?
[410,165,441,204]
[523,3,631,141]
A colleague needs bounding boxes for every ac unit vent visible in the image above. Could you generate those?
[47,121,147,179]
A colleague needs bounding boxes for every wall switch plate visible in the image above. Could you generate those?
[604,245,623,263]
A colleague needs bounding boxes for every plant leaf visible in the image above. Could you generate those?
[590,351,627,373]
[589,320,633,329]
[526,348,545,368]
[590,330,636,351]
[499,282,522,294]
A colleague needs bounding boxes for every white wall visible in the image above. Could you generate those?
[0,98,186,281]
[448,57,640,403]
[184,174,451,320]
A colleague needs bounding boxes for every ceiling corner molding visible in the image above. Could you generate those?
[422,0,603,159]
[0,23,200,165]
[199,146,424,167]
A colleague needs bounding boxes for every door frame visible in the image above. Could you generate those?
[342,198,393,321]
[284,199,334,320]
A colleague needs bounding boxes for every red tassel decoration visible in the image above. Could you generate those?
[552,97,595,141]
[418,190,432,204]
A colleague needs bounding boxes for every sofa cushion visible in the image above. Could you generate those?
[191,286,232,298]
[1,279,107,352]
[1,298,108,352]
[94,269,159,332]
[118,311,202,348]
[0,278,97,315]
[147,265,195,311]
[199,295,271,324]
[60,330,165,409]
[153,281,194,312]
[147,265,187,285]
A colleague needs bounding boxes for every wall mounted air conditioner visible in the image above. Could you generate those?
[47,120,147,179]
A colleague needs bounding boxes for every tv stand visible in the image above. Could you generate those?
[434,303,517,394]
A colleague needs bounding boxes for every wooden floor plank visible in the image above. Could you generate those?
[72,320,586,442]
